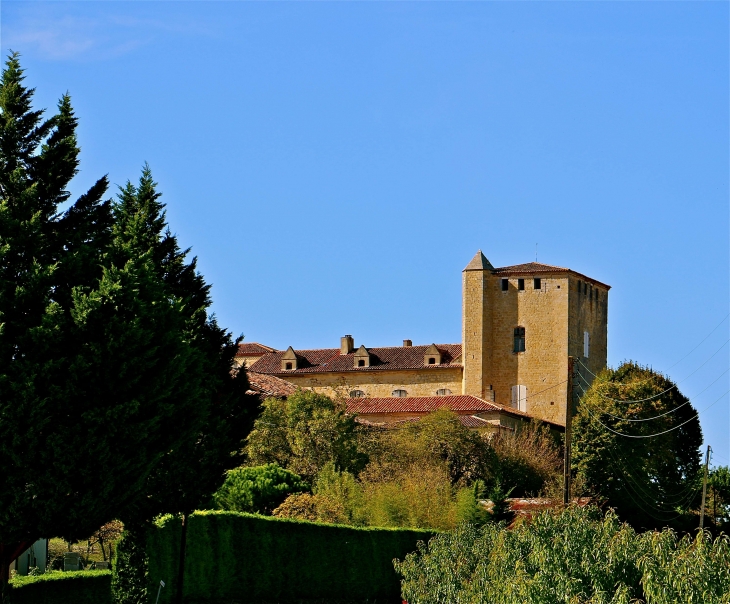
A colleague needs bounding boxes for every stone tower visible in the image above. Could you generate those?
[462,251,609,426]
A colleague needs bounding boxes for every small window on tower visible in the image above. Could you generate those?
[436,388,452,396]
[349,390,366,398]
[392,389,408,398]
[514,326,526,353]
[584,331,590,358]
[534,278,541,290]
[501,278,509,291]
[518,278,525,290]
[584,282,588,295]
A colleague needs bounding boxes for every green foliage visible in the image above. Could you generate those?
[490,422,562,497]
[572,362,703,531]
[8,570,111,604]
[111,527,148,604]
[455,480,491,527]
[246,390,366,481]
[0,56,255,591]
[140,511,434,604]
[710,466,730,530]
[396,505,730,604]
[213,464,308,514]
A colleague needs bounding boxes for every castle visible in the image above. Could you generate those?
[240,251,609,431]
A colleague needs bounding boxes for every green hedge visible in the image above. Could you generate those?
[8,570,112,604]
[147,511,435,604]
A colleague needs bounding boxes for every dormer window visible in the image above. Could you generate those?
[436,388,452,396]
[353,344,370,368]
[392,389,407,397]
[424,344,442,366]
[350,390,366,398]
[281,346,298,371]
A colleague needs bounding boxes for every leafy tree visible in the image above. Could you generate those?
[364,409,495,487]
[213,464,308,514]
[710,466,730,531]
[490,421,562,497]
[572,361,703,531]
[246,390,366,481]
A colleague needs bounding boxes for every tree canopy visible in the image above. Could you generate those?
[0,54,255,584]
[572,361,703,531]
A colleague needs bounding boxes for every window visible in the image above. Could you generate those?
[436,388,452,396]
[349,390,366,398]
[584,282,588,296]
[501,278,508,291]
[285,362,293,370]
[392,389,407,398]
[357,359,366,367]
[513,326,525,353]
[534,278,541,290]
[584,331,590,358]
[518,278,525,290]
[428,357,436,365]
[510,385,527,412]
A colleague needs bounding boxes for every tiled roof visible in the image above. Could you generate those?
[458,415,496,428]
[345,395,499,414]
[236,343,277,357]
[249,343,462,375]
[246,372,297,398]
[493,262,610,289]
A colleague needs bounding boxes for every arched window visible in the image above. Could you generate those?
[349,390,366,398]
[392,389,408,398]
[436,388,452,396]
[513,327,525,353]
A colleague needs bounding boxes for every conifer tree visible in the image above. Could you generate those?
[0,54,256,591]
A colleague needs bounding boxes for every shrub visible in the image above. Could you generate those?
[144,510,435,603]
[212,463,309,514]
[9,570,111,604]
[395,505,730,604]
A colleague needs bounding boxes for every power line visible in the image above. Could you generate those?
[665,313,729,371]
[575,382,729,439]
[575,338,729,404]
[575,367,729,423]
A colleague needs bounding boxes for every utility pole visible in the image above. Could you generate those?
[563,356,574,506]
[700,445,711,530]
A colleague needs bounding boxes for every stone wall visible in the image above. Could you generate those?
[281,367,464,400]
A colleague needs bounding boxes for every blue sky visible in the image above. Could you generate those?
[2,1,728,462]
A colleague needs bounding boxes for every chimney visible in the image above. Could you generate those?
[340,335,354,355]
[403,339,412,347]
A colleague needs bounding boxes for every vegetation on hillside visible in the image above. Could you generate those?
[395,505,730,604]
[572,361,703,531]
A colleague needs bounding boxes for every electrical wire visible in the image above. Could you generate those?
[576,384,730,439]
[665,313,729,371]
[575,338,729,404]
[575,367,729,423]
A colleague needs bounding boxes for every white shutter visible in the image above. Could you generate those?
[511,385,528,412]
[518,385,527,412]
[584,331,590,358]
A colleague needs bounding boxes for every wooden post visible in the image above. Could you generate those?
[700,445,711,530]
[563,356,574,506]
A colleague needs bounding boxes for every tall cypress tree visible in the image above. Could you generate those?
[0,54,256,591]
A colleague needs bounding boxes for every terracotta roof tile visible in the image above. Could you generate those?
[493,262,610,289]
[250,344,462,375]
[345,395,498,414]
[236,343,277,357]
[246,372,297,398]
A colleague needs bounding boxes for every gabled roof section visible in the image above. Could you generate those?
[463,250,494,271]
[493,262,610,289]
[281,346,298,361]
[246,372,297,398]
[424,343,440,355]
[249,343,463,375]
[235,343,277,357]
